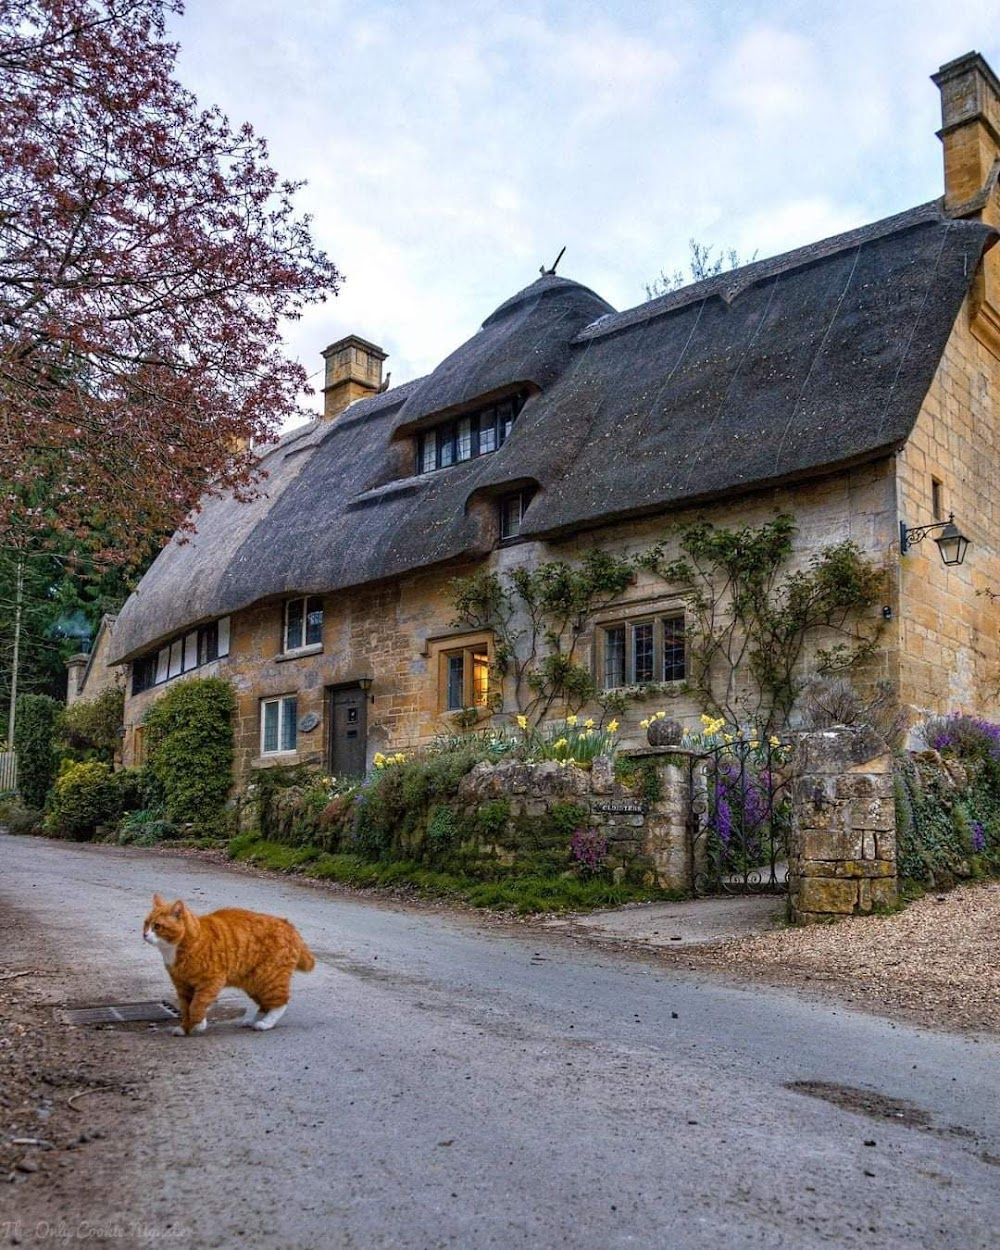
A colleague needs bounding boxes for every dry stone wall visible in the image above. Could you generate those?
[787,727,897,923]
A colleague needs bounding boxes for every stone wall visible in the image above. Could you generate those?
[455,754,691,890]
[787,727,897,923]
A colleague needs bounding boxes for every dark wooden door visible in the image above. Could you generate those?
[327,686,368,777]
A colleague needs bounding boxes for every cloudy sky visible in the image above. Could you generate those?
[169,0,1000,422]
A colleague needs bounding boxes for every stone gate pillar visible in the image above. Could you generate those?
[788,726,897,924]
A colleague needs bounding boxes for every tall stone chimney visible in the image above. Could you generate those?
[934,52,1000,354]
[933,52,1000,222]
[321,335,388,420]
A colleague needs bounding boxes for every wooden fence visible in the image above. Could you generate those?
[0,752,17,794]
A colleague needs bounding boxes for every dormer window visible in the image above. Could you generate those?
[417,393,525,474]
[500,492,525,541]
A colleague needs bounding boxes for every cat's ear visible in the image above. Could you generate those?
[153,893,166,907]
[170,901,185,919]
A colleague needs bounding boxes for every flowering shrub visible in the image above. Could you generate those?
[923,715,1000,762]
[570,827,608,877]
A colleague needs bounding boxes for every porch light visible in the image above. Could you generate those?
[899,514,970,566]
[357,675,374,699]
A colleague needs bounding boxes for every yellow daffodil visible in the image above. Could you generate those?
[640,718,650,730]
[656,710,667,720]
[700,713,714,727]
[607,719,619,733]
[373,753,386,768]
[723,733,733,743]
[516,714,528,730]
[553,738,568,750]
[566,714,578,727]
[750,740,759,749]
[769,735,781,748]
[584,718,595,729]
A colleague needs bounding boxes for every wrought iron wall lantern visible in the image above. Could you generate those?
[899,513,970,566]
[357,675,375,702]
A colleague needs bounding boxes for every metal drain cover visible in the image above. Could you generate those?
[63,1000,180,1026]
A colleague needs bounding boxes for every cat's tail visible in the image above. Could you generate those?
[297,940,316,973]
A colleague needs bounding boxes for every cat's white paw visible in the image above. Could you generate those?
[169,1025,186,1037]
[190,1019,208,1034]
[238,1007,261,1027]
[251,1005,287,1031]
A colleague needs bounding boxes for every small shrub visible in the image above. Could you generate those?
[59,687,125,762]
[45,760,119,840]
[0,795,44,835]
[117,808,178,846]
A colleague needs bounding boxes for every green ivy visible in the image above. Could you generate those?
[639,515,884,731]
[143,678,235,834]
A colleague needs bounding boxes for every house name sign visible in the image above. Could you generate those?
[591,799,647,815]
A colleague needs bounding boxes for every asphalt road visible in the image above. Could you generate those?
[2,834,998,1249]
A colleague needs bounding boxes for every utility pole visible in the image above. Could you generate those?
[7,555,23,746]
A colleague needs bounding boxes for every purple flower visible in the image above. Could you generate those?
[971,821,986,853]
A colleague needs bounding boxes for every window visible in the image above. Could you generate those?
[500,492,524,541]
[417,393,526,474]
[440,643,491,712]
[261,695,298,755]
[599,614,686,687]
[131,617,231,695]
[284,596,323,652]
[932,477,944,521]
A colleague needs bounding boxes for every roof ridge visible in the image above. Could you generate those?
[576,200,945,341]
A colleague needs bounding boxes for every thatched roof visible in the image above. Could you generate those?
[109,204,994,664]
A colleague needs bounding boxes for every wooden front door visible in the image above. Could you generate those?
[327,685,368,778]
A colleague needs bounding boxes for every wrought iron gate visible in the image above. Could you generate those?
[687,737,791,896]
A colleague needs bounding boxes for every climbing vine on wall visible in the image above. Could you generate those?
[638,515,885,731]
[450,549,635,725]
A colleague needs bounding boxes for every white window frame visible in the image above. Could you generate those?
[260,695,298,756]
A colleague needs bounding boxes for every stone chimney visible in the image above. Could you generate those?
[321,335,388,420]
[933,52,1000,222]
[65,653,89,706]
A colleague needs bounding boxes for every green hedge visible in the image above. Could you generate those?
[14,694,60,809]
[143,678,235,834]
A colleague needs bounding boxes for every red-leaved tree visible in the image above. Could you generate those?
[0,0,340,565]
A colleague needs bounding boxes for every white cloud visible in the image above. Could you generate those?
[166,0,1000,428]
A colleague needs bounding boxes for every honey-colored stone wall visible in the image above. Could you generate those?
[787,727,897,923]
[120,464,902,789]
[894,295,1000,724]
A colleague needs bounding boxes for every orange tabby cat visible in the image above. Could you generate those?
[143,894,315,1036]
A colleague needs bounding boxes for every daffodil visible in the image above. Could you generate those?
[640,718,650,730]
[584,718,595,729]
[700,713,714,728]
[516,714,528,730]
[723,733,733,744]
[656,711,667,720]
[607,719,619,733]
[769,735,781,748]
[553,738,568,750]
[566,714,578,727]
[373,752,386,768]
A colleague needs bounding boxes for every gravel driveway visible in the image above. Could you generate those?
[555,879,1000,1037]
